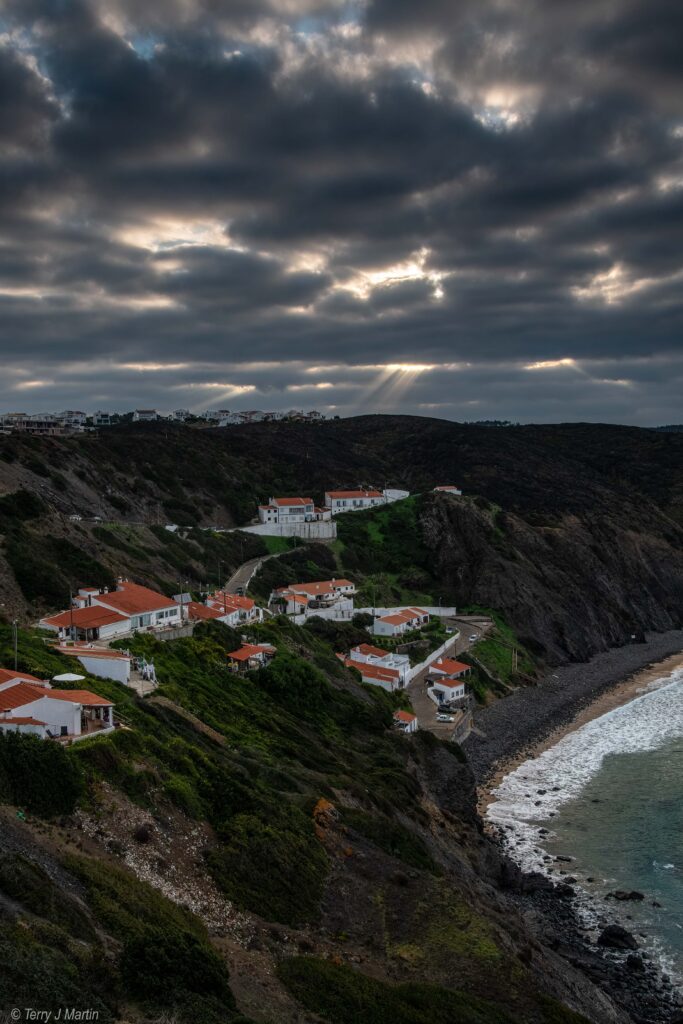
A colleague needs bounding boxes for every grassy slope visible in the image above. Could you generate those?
[0,620,590,1024]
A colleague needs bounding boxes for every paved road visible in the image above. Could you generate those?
[406,618,492,740]
[223,555,273,595]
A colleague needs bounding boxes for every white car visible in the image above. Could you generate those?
[436,713,455,723]
[68,514,82,522]
[468,634,479,642]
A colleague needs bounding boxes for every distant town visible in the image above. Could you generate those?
[0,407,328,436]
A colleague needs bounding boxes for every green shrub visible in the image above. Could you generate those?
[207,804,329,926]
[0,732,84,815]
[342,809,437,872]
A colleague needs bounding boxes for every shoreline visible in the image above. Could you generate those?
[478,649,683,814]
[463,629,683,789]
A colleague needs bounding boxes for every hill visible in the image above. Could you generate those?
[1,416,682,664]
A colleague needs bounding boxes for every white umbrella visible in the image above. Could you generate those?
[52,672,85,683]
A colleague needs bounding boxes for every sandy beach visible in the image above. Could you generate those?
[463,629,683,790]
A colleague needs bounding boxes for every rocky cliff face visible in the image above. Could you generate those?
[418,491,683,663]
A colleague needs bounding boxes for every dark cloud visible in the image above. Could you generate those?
[0,0,681,423]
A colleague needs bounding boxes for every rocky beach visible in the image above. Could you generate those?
[463,630,683,784]
[465,633,683,1024]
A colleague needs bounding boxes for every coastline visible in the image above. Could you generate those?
[464,632,683,1023]
[478,649,683,814]
[463,628,683,789]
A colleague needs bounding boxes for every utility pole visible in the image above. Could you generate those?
[12,619,18,671]
[69,587,74,641]
[178,579,185,623]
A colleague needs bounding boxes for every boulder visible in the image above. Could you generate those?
[597,925,639,951]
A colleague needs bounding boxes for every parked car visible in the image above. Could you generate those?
[68,514,82,521]
[468,633,479,642]
[436,713,455,723]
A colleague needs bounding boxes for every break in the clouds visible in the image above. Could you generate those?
[0,0,681,423]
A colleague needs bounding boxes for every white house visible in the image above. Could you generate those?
[434,485,462,496]
[227,643,276,672]
[205,591,262,623]
[0,669,115,741]
[373,607,430,637]
[93,411,111,426]
[348,643,410,685]
[54,644,131,686]
[171,409,192,421]
[41,581,181,640]
[270,579,355,615]
[427,657,471,706]
[340,655,402,692]
[393,709,418,733]
[324,489,385,515]
[132,409,158,422]
[41,605,132,642]
[258,497,316,524]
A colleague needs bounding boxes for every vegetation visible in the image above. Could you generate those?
[0,732,84,815]
[277,957,591,1024]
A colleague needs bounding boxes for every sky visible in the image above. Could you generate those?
[0,0,681,424]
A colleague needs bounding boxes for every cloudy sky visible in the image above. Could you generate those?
[0,0,681,423]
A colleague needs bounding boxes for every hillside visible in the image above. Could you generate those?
[0,619,636,1024]
[1,417,682,664]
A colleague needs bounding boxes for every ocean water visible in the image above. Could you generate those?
[487,666,683,980]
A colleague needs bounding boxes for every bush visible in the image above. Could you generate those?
[121,926,234,1005]
[0,732,84,815]
[207,804,329,926]
[341,809,437,872]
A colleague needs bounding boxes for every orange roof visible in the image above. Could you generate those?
[54,645,129,661]
[393,710,417,723]
[0,716,46,726]
[271,497,313,506]
[187,602,225,621]
[228,643,276,662]
[345,658,399,682]
[42,606,129,630]
[380,613,411,626]
[0,668,43,687]
[0,683,49,711]
[207,592,255,612]
[96,581,177,615]
[288,579,353,596]
[430,657,470,677]
[352,643,390,658]
[434,485,461,491]
[46,688,113,706]
[326,489,383,499]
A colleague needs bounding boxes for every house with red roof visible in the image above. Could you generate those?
[373,607,430,638]
[205,591,262,625]
[42,580,182,640]
[393,709,418,734]
[0,667,115,741]
[427,656,471,706]
[269,578,355,615]
[258,496,316,525]
[348,643,410,685]
[227,643,276,672]
[339,655,402,692]
[434,485,462,495]
[324,489,385,515]
[53,643,131,685]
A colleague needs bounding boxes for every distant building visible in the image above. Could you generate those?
[132,409,158,422]
[434,485,462,495]
[258,496,316,524]
[373,607,430,637]
[92,411,111,426]
[393,709,418,733]
[171,409,192,421]
[325,489,385,515]
[270,579,355,615]
[0,668,115,741]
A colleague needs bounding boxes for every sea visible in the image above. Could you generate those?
[486,662,683,982]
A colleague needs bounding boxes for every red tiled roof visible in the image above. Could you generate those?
[344,658,399,682]
[352,643,390,658]
[42,606,129,630]
[288,579,354,596]
[1,716,47,726]
[430,657,470,677]
[187,602,225,621]
[393,710,417,724]
[326,489,383,499]
[0,683,49,711]
[46,688,113,706]
[379,613,411,626]
[228,643,276,662]
[54,645,129,661]
[0,668,43,687]
[207,592,255,612]
[95,581,177,615]
[271,497,313,506]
